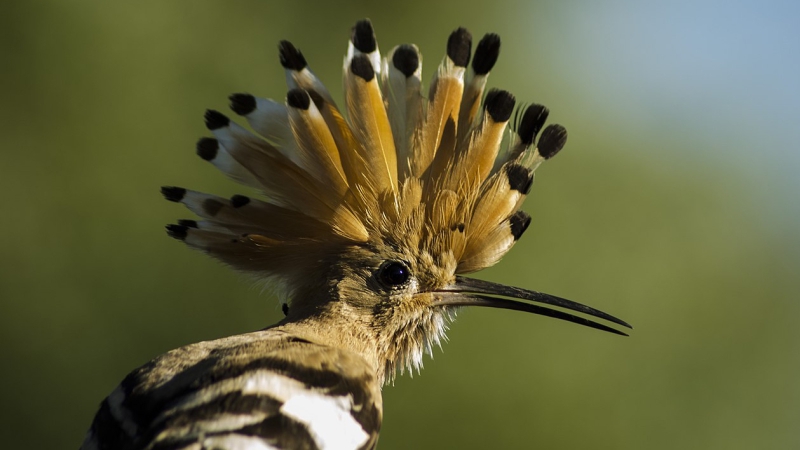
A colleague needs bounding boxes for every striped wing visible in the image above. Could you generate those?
[81,331,382,450]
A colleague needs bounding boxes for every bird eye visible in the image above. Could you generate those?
[378,261,410,288]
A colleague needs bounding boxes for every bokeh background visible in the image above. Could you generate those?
[2,1,798,448]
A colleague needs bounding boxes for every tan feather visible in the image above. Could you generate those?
[459,211,530,273]
[423,115,458,192]
[344,19,396,193]
[332,204,370,242]
[195,137,261,189]
[348,19,383,77]
[277,38,372,195]
[204,110,338,219]
[169,189,331,241]
[229,94,297,162]
[416,59,466,179]
[382,44,423,182]
[344,53,398,195]
[466,163,532,252]
[177,227,326,275]
[457,33,501,145]
[399,177,423,221]
[414,28,474,188]
[279,40,338,107]
[450,89,515,190]
[427,189,459,235]
[502,103,549,168]
[286,89,348,196]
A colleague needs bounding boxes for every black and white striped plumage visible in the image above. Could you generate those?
[83,332,381,450]
[82,19,630,450]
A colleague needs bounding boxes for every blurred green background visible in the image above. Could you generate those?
[2,1,798,448]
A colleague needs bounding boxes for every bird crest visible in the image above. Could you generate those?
[162,19,629,382]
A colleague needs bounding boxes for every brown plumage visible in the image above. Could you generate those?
[82,19,631,450]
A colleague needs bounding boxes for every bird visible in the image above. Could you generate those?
[81,18,631,450]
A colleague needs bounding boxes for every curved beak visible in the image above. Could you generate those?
[431,276,632,336]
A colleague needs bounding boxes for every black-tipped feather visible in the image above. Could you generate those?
[447,28,472,67]
[229,93,257,116]
[204,110,229,130]
[230,195,251,208]
[195,138,218,161]
[202,198,225,217]
[485,89,516,123]
[350,54,375,81]
[165,224,188,240]
[161,186,186,203]
[472,33,501,75]
[351,19,377,53]
[517,104,550,145]
[538,124,568,159]
[509,211,531,240]
[278,40,307,70]
[392,45,419,78]
[504,164,534,195]
[177,219,198,228]
[286,89,311,110]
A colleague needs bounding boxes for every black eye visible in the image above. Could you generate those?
[378,261,410,288]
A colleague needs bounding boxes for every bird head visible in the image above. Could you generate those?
[162,19,630,383]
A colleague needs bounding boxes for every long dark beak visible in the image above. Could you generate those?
[431,276,632,336]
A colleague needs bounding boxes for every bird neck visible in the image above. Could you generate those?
[274,305,389,384]
[274,298,450,386]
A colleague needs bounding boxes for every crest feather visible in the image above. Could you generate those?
[382,44,423,181]
[458,33,501,145]
[286,88,348,195]
[417,28,470,181]
[345,53,399,196]
[165,20,568,300]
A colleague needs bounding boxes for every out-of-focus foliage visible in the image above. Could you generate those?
[1,2,797,449]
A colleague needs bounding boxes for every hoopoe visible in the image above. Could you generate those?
[82,19,631,450]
